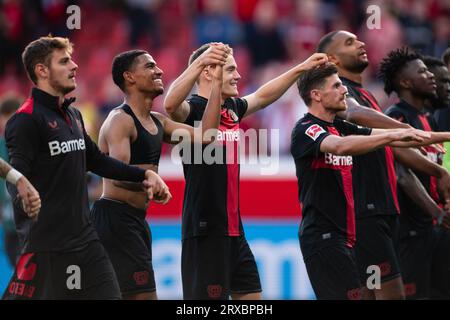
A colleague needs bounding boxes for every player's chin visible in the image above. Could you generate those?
[62,84,76,94]
[225,88,239,97]
[421,90,437,100]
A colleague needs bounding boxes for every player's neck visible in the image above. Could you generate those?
[337,68,362,85]
[308,105,336,123]
[399,91,425,112]
[124,93,154,118]
[198,85,226,105]
[424,99,433,110]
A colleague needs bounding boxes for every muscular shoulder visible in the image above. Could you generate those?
[101,108,135,138]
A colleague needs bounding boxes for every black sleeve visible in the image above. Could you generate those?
[334,118,372,136]
[233,97,248,121]
[290,122,330,159]
[5,113,40,211]
[184,101,204,126]
[6,180,24,215]
[5,113,40,177]
[76,111,146,182]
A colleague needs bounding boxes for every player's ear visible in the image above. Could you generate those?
[327,54,339,65]
[35,63,49,81]
[310,89,321,103]
[123,71,135,85]
[203,66,213,81]
[399,78,411,90]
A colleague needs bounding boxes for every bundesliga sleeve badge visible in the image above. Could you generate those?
[305,124,326,141]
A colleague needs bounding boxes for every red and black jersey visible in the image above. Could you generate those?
[290,113,372,248]
[385,99,443,230]
[181,94,248,240]
[5,88,146,253]
[341,77,400,218]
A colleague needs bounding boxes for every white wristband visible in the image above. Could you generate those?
[6,168,23,185]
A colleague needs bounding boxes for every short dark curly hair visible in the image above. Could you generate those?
[442,48,450,66]
[422,55,446,70]
[378,47,422,95]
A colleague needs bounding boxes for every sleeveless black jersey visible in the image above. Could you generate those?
[118,104,163,165]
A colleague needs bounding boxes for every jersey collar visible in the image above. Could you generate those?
[31,87,76,111]
[396,99,428,116]
[305,112,334,126]
[190,94,233,109]
[339,76,362,88]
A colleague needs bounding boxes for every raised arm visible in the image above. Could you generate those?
[337,99,445,152]
[242,53,328,118]
[337,97,411,129]
[158,64,223,144]
[370,128,433,147]
[369,126,450,148]
[164,43,229,122]
[320,129,424,156]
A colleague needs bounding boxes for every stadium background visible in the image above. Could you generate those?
[0,0,449,299]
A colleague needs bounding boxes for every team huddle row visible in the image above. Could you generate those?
[2,29,450,300]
